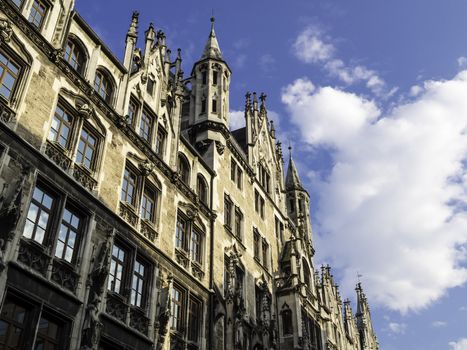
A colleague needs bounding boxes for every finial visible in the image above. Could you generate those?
[177,48,182,60]
[127,11,139,38]
[260,92,267,107]
[210,13,216,37]
[245,92,251,108]
[288,141,292,159]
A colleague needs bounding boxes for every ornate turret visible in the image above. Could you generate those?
[123,11,139,70]
[356,283,379,350]
[189,17,231,145]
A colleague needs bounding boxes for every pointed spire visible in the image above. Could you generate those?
[127,11,139,39]
[285,146,305,191]
[201,16,223,60]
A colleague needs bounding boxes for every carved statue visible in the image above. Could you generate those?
[78,103,94,119]
[80,298,103,349]
[138,159,155,176]
[0,19,12,45]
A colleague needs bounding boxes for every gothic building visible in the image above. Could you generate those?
[0,0,379,349]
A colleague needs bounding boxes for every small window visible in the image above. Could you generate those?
[94,69,113,104]
[23,185,55,244]
[255,190,265,219]
[147,78,155,96]
[48,105,74,149]
[230,159,243,190]
[213,71,218,85]
[64,39,86,74]
[130,259,146,307]
[139,110,153,143]
[282,309,293,336]
[127,98,139,127]
[54,207,82,263]
[197,175,208,204]
[155,127,166,157]
[262,240,269,270]
[178,154,190,185]
[224,195,232,229]
[140,186,157,222]
[234,208,243,240]
[188,298,201,342]
[108,243,126,294]
[170,285,184,332]
[190,229,202,264]
[0,51,21,101]
[28,0,48,29]
[201,98,206,114]
[212,98,217,113]
[201,71,207,85]
[76,127,98,171]
[175,214,188,250]
[253,230,260,261]
[120,167,137,206]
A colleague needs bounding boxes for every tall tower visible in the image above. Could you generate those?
[285,150,314,249]
[189,17,231,146]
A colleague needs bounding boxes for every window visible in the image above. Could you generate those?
[201,97,206,114]
[234,208,243,240]
[76,127,98,171]
[201,71,207,85]
[0,296,69,350]
[255,287,262,321]
[212,98,217,113]
[139,110,153,143]
[54,207,82,263]
[140,186,157,222]
[259,164,271,193]
[213,71,218,85]
[155,127,166,157]
[253,230,260,261]
[190,229,202,264]
[34,315,61,350]
[176,211,204,265]
[224,195,232,229]
[23,185,55,244]
[230,159,242,190]
[275,217,284,244]
[170,285,184,332]
[94,69,113,104]
[108,243,126,294]
[147,77,155,95]
[130,259,146,307]
[188,298,201,342]
[127,98,139,127]
[48,105,74,149]
[175,215,188,250]
[178,154,190,185]
[0,51,20,101]
[197,174,208,204]
[262,240,269,270]
[120,167,137,206]
[12,0,24,8]
[255,190,265,219]
[22,181,87,269]
[282,309,293,336]
[64,39,86,74]
[28,0,48,29]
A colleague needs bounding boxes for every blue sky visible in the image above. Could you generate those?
[76,1,467,349]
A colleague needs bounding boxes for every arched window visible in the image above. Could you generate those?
[94,68,114,104]
[178,154,190,185]
[197,174,209,204]
[64,37,87,74]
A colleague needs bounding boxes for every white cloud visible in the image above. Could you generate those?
[450,338,467,350]
[293,28,334,63]
[432,321,447,328]
[282,73,467,313]
[229,110,245,130]
[259,54,276,73]
[388,322,407,334]
[458,56,467,69]
[234,54,247,69]
[292,27,392,97]
[410,85,423,97]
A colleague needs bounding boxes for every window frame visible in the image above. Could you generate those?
[75,124,99,172]
[178,153,191,185]
[28,0,50,30]
[127,96,140,128]
[94,68,114,105]
[0,48,23,103]
[196,174,208,205]
[47,103,75,150]
[63,37,87,75]
[120,165,139,207]
[139,108,154,143]
[54,205,84,264]
[155,126,167,158]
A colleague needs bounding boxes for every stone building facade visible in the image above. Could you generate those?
[0,0,379,349]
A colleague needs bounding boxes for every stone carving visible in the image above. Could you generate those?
[80,231,113,349]
[215,141,225,155]
[0,18,12,45]
[51,48,64,64]
[138,159,155,176]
